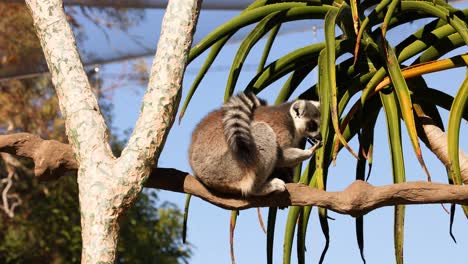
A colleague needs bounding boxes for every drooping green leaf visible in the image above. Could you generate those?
[182,194,191,243]
[283,206,301,264]
[324,4,359,161]
[447,74,468,186]
[354,0,391,61]
[356,216,366,264]
[318,207,330,264]
[297,208,306,264]
[450,204,457,243]
[380,89,406,264]
[283,163,306,264]
[266,207,278,264]
[230,210,238,264]
[354,107,379,264]
[381,40,431,181]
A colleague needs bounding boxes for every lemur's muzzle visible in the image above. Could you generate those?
[306,134,323,148]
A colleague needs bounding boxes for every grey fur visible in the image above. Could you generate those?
[189,93,321,196]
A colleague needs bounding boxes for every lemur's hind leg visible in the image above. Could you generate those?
[250,178,286,196]
[247,121,285,196]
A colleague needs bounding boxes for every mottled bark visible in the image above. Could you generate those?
[24,0,201,263]
[4,0,248,10]
[3,133,468,218]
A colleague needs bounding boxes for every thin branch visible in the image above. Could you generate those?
[3,133,468,217]
[0,133,77,180]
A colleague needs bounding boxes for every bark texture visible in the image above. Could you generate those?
[2,133,468,217]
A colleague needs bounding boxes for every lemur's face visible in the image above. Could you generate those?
[303,101,321,144]
[290,100,322,145]
[305,116,321,139]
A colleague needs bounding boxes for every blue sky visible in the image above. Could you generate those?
[98,5,468,264]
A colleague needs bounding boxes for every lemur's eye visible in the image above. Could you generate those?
[308,121,318,131]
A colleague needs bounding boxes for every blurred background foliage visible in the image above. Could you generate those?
[0,3,191,263]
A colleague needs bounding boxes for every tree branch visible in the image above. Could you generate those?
[0,133,77,181]
[415,107,468,184]
[3,132,468,217]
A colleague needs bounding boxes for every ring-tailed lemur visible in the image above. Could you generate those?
[189,93,322,196]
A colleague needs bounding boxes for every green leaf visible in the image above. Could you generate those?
[394,205,405,264]
[316,50,331,190]
[318,207,330,264]
[297,208,306,264]
[283,206,301,264]
[361,6,468,103]
[225,11,284,100]
[182,194,191,243]
[354,107,379,264]
[356,216,366,264]
[247,43,325,93]
[401,1,468,46]
[417,87,468,121]
[349,0,359,35]
[275,65,314,104]
[382,0,399,37]
[381,40,431,181]
[447,74,468,186]
[283,164,306,264]
[190,4,334,60]
[380,89,406,264]
[450,204,457,243]
[230,210,238,264]
[179,35,231,122]
[324,5,359,161]
[354,0,391,62]
[266,207,278,264]
[258,23,281,73]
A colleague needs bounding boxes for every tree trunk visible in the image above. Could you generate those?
[24,0,201,262]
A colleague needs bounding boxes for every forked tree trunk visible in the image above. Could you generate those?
[24,0,201,262]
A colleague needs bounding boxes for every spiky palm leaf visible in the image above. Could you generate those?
[182,1,468,263]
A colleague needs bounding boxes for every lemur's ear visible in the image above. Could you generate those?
[311,100,320,109]
[290,100,306,118]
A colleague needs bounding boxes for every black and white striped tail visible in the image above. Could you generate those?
[222,93,266,166]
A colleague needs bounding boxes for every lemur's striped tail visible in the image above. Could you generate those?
[222,93,266,166]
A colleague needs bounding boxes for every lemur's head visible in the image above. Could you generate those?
[289,100,322,144]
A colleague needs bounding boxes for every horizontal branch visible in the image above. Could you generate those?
[0,133,77,181]
[2,133,468,216]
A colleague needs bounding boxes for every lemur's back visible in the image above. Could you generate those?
[188,93,321,196]
[254,103,296,148]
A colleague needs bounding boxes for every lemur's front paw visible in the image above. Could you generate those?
[307,138,322,150]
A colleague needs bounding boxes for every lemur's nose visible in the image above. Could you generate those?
[315,133,322,141]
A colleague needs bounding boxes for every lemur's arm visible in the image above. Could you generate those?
[276,142,321,167]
